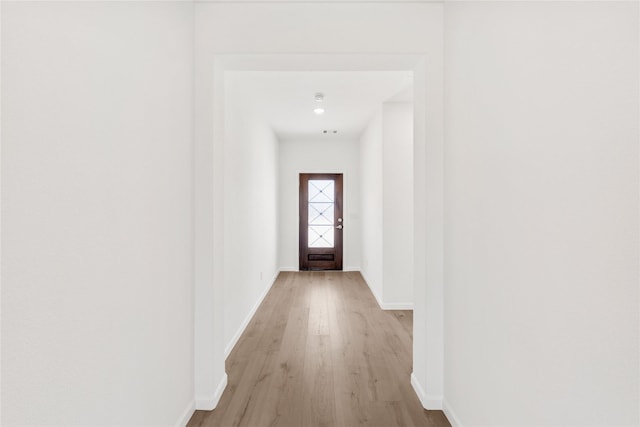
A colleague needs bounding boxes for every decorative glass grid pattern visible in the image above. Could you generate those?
[308,226,334,248]
[308,180,334,203]
[308,180,334,248]
[308,203,334,225]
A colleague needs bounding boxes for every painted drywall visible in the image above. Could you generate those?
[194,2,445,407]
[412,54,445,409]
[359,109,384,302]
[278,139,361,271]
[1,2,195,426]
[382,103,414,307]
[196,2,442,54]
[360,102,415,309]
[224,74,280,354]
[444,2,639,425]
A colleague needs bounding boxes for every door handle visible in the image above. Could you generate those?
[336,224,343,230]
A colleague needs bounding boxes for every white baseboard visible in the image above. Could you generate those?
[225,270,280,358]
[410,372,442,410]
[370,284,386,310]
[380,302,414,310]
[175,400,195,427]
[195,373,228,411]
[344,266,361,272]
[360,271,413,311]
[443,399,463,427]
[359,270,382,305]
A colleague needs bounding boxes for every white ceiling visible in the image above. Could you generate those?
[226,71,413,141]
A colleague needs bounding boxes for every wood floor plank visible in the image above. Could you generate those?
[187,271,450,427]
[301,333,336,427]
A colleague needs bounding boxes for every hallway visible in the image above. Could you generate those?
[187,272,450,427]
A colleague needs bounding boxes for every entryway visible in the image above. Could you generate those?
[194,54,444,412]
[299,173,344,271]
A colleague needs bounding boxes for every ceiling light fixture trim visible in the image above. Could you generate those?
[313,92,325,115]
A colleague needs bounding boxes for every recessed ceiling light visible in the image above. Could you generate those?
[314,107,325,115]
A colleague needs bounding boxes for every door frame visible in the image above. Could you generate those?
[299,173,344,271]
[195,53,444,411]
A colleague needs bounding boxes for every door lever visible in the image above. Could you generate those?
[336,224,343,230]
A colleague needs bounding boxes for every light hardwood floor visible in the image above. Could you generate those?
[187,271,450,427]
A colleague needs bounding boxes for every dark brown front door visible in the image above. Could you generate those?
[299,173,343,270]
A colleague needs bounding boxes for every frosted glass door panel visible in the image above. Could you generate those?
[308,180,334,203]
[308,203,334,225]
[308,226,334,248]
[308,180,335,248]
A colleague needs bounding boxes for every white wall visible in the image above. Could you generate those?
[359,109,384,301]
[444,2,639,425]
[1,2,195,426]
[224,75,280,354]
[382,103,414,306]
[278,139,361,271]
[359,103,415,309]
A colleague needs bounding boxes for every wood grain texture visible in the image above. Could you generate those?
[187,272,450,427]
[299,174,344,271]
